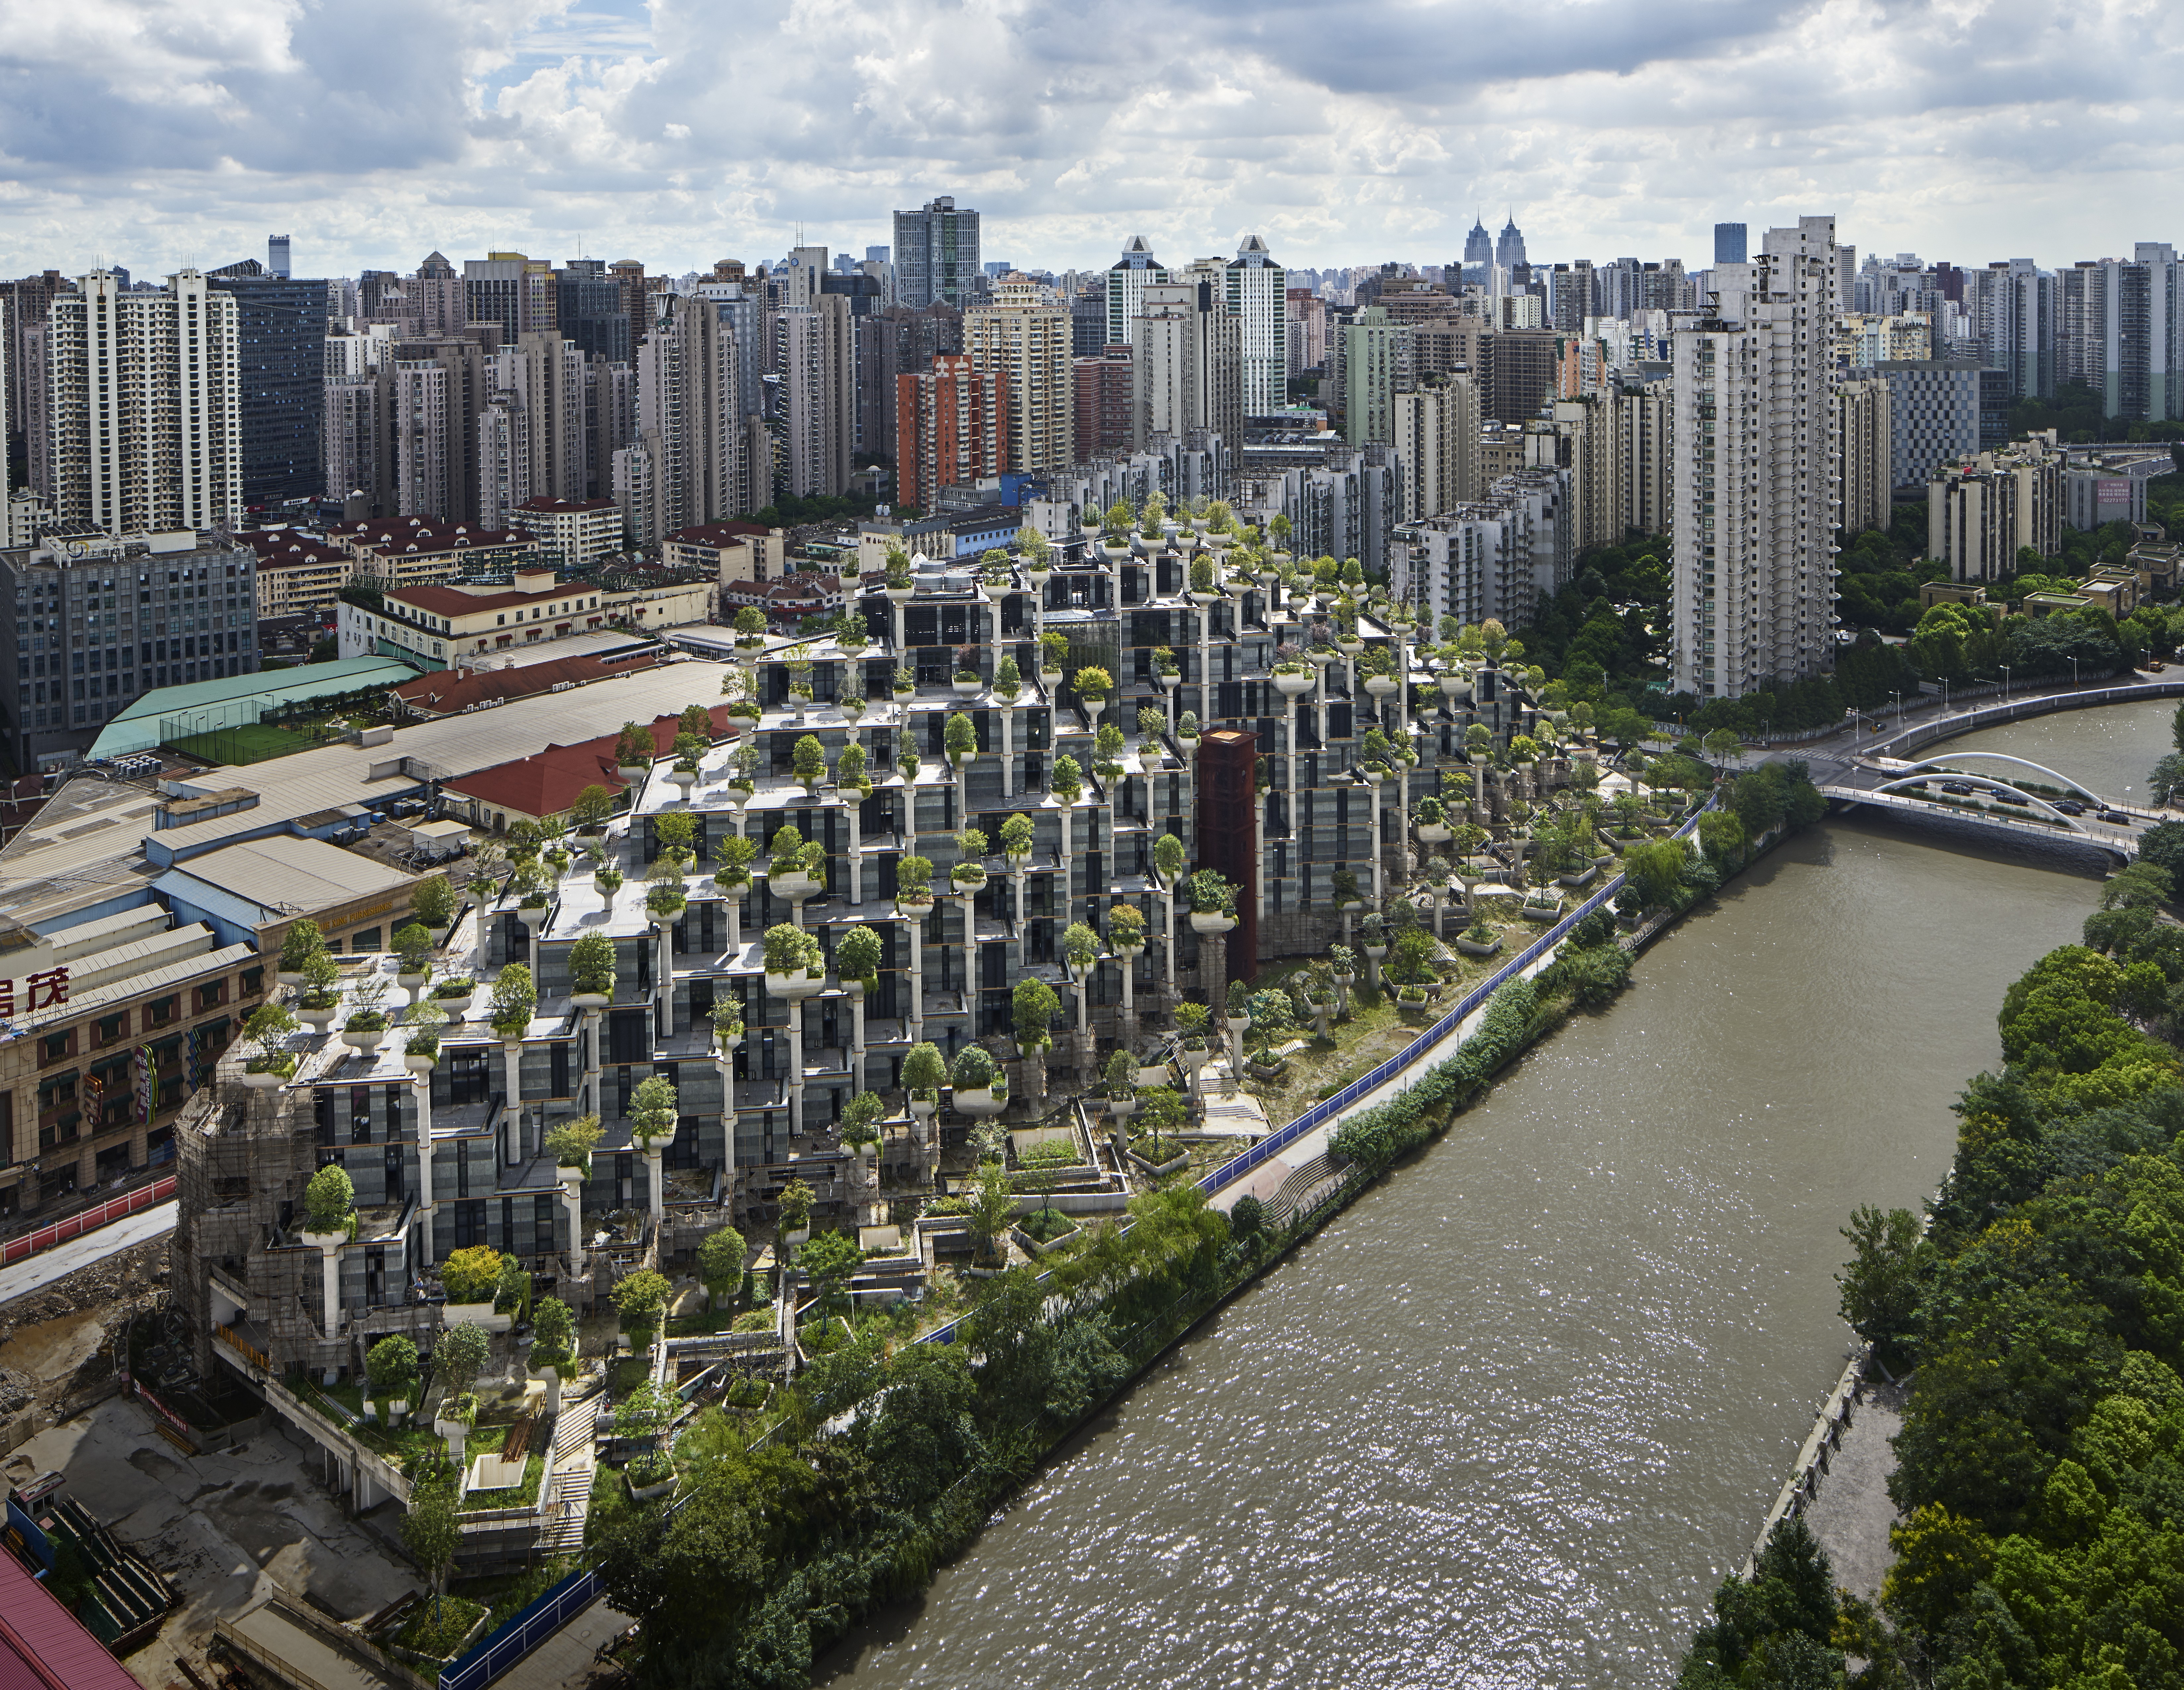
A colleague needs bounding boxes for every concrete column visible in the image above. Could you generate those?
[907,918,925,1042]
[846,804,863,908]
[1000,704,1015,800]
[655,922,675,1037]
[560,1169,585,1283]
[500,1041,523,1165]
[641,1144,664,1227]
[785,1012,805,1138]
[303,1232,343,1336]
[410,1069,435,1213]
[849,987,867,1094]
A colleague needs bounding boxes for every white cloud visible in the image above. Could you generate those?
[0,0,2180,278]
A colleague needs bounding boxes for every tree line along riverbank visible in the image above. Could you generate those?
[574,763,1836,1688]
[1673,852,2184,1689]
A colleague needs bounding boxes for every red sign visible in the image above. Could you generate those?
[0,964,70,1016]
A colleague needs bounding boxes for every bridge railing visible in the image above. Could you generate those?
[1865,679,2184,765]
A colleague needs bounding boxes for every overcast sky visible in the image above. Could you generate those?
[3,0,2180,283]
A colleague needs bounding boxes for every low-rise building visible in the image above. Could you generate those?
[720,571,849,627]
[663,522,789,587]
[513,496,622,569]
[245,530,352,621]
[325,517,540,592]
[0,903,263,1216]
[336,569,711,669]
[151,835,427,960]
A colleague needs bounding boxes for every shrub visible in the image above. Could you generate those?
[835,925,882,986]
[487,964,536,1039]
[434,1323,491,1397]
[1327,978,1540,1172]
[279,920,327,973]
[441,1245,505,1305]
[1062,921,1101,971]
[1012,979,1059,1051]
[763,923,819,975]
[530,1297,576,1371]
[896,855,933,898]
[1001,812,1036,858]
[411,875,457,930]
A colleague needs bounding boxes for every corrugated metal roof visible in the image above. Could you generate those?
[160,836,419,917]
[0,1523,151,1690]
[88,658,419,760]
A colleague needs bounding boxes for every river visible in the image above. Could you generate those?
[818,708,2150,1690]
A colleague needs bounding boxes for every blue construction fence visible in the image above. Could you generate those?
[439,1569,601,1690]
[917,800,1713,1346]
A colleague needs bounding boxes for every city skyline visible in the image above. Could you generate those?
[3,0,2181,279]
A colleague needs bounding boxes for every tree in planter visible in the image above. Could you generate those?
[944,711,978,764]
[967,1164,1015,1267]
[838,1090,885,1158]
[435,1321,491,1407]
[762,922,821,978]
[712,831,758,892]
[629,1075,678,1150]
[1174,1000,1211,1049]
[1012,978,1060,1105]
[571,784,617,831]
[1246,988,1296,1061]
[797,1229,864,1340]
[365,1334,418,1413]
[1038,629,1069,678]
[697,1227,748,1313]
[1000,812,1035,861]
[777,1177,816,1237]
[546,1114,602,1182]
[1071,666,1114,708]
[280,919,328,976]
[837,741,868,792]
[1051,754,1084,804]
[1134,1085,1187,1162]
[1154,831,1187,885]
[895,855,934,901]
[994,655,1022,700]
[612,1269,672,1351]
[1186,868,1237,920]
[402,1474,462,1623]
[304,1163,355,1235]
[493,1256,532,1321]
[791,734,827,788]
[952,826,989,888]
[568,932,617,1000]
[1062,921,1101,977]
[901,1041,947,1107]
[1102,1048,1136,1102]
[244,1002,300,1076]
[488,964,536,1039]
[835,924,882,991]
[411,875,456,932]
[392,923,434,980]
[950,1042,1000,1096]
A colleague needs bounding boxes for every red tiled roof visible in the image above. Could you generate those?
[390,652,658,716]
[443,704,739,816]
[664,522,772,547]
[516,497,617,514]
[0,1549,145,1690]
[389,582,585,617]
[331,517,534,551]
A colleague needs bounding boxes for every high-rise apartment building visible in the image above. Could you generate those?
[1495,217,1527,276]
[1714,223,1747,266]
[1392,372,1480,520]
[208,265,328,509]
[964,274,1074,473]
[893,197,981,309]
[1670,216,1841,701]
[1847,359,1990,490]
[1972,258,2055,401]
[776,296,856,499]
[1391,467,1571,628]
[1106,236,1170,349]
[45,270,243,535]
[634,292,749,539]
[1131,278,1239,452]
[896,354,1009,513]
[1613,372,1675,541]
[1074,347,1133,456]
[854,304,963,472]
[1480,329,1561,425]
[267,235,291,279]
[1835,377,1893,535]
[370,332,494,522]
[2095,245,2183,422]
[480,332,586,524]
[555,260,631,365]
[1927,435,2065,581]
[1286,287,1328,375]
[323,374,377,503]
[1226,236,1288,416]
[1342,306,1408,446]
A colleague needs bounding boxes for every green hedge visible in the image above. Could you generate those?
[1328,978,1540,1171]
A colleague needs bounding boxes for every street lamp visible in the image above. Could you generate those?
[1891,690,1902,730]
[2001,665,2011,702]
[2071,655,2080,689]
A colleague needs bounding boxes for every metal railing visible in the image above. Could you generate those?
[437,1568,601,1690]
[0,1175,177,1267]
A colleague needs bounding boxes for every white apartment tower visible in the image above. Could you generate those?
[636,292,747,536]
[1226,236,1288,416]
[1129,279,1239,452]
[1107,236,1171,349]
[1670,217,1841,700]
[965,273,1075,473]
[45,269,242,535]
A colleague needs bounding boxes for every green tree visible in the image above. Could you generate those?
[434,1321,490,1397]
[1835,1206,1930,1364]
[400,1476,463,1619]
[410,874,456,930]
[1696,809,1747,867]
[2100,859,2171,910]
[1622,838,1688,909]
[796,1230,864,1331]
[698,1226,747,1312]
[571,783,617,829]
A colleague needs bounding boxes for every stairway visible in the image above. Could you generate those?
[1262,1153,1335,1228]
[540,1384,602,1552]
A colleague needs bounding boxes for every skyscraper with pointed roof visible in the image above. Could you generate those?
[1496,215,1527,274]
[1463,215,1493,286]
[1226,235,1288,416]
[1106,236,1170,349]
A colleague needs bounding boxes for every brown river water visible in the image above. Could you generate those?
[819,702,2166,1689]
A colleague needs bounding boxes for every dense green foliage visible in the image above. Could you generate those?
[1680,925,2184,1686]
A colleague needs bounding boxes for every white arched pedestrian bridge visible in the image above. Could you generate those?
[1821,749,2147,859]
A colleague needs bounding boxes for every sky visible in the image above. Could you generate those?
[2,0,2181,283]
